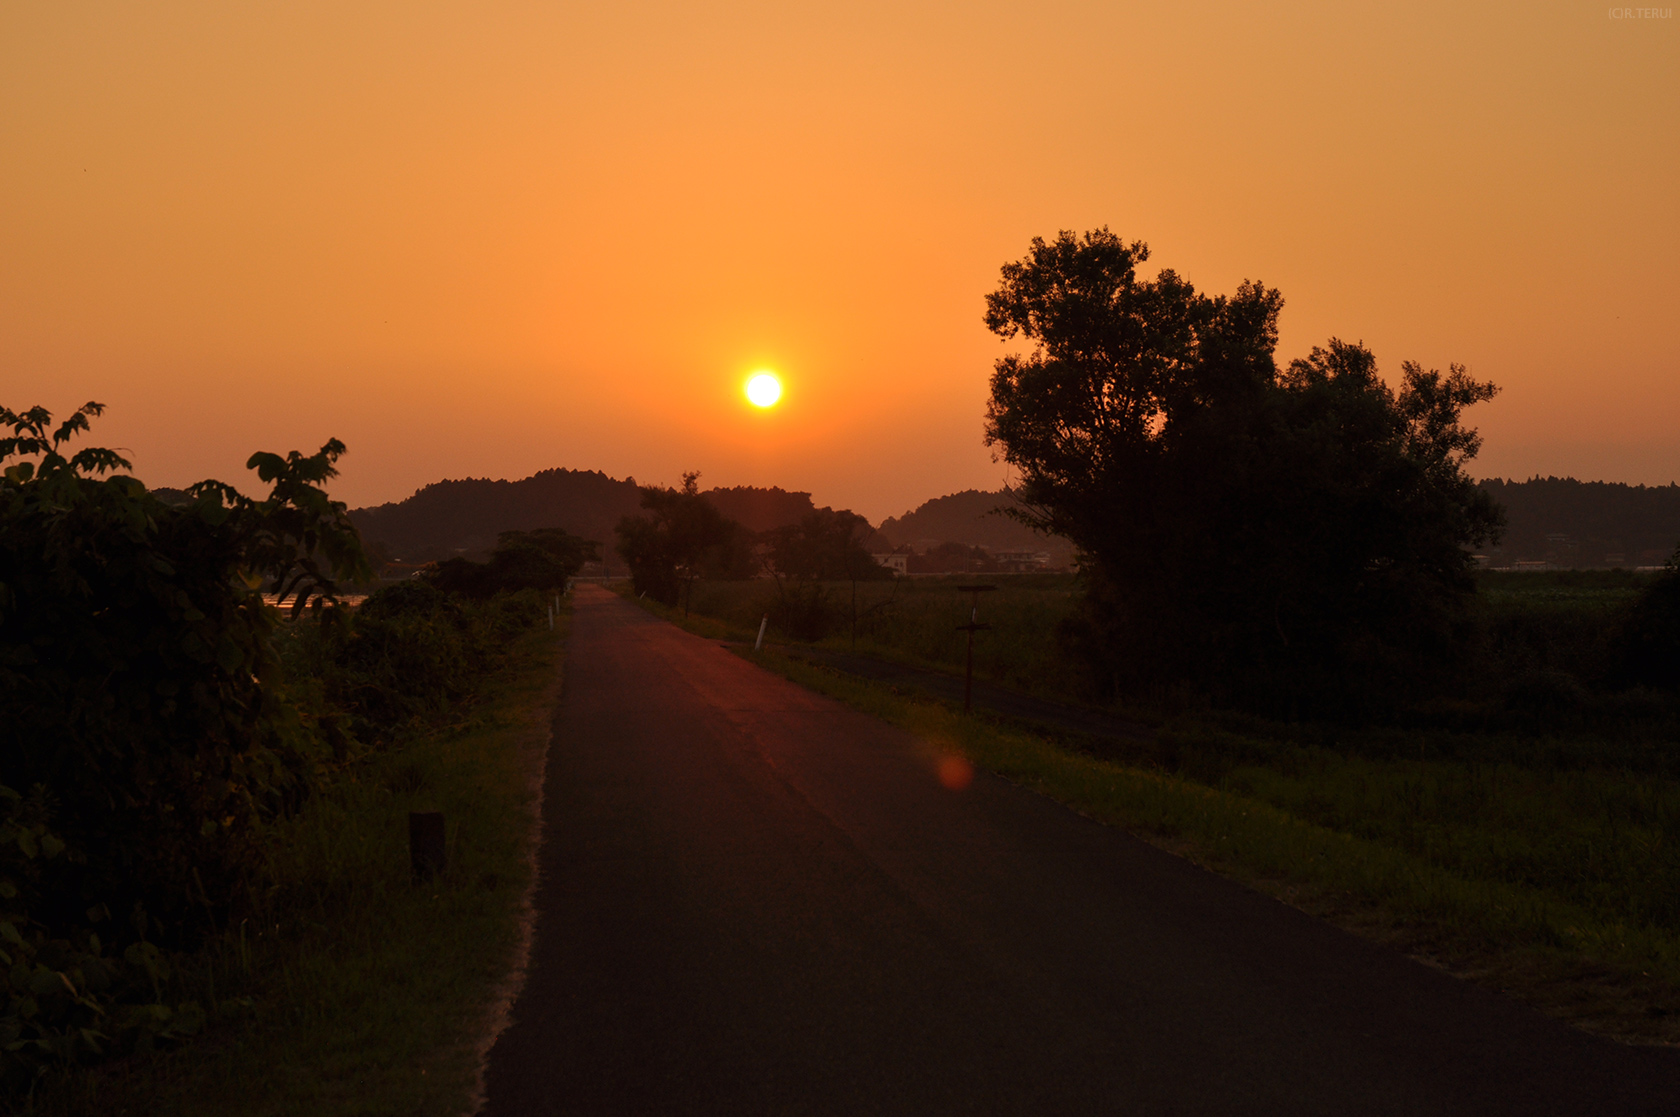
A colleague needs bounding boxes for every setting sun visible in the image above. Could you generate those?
[745,372,782,409]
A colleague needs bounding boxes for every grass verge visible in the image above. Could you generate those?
[733,645,1680,1045]
[31,619,565,1115]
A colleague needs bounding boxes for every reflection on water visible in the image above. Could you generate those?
[260,593,368,610]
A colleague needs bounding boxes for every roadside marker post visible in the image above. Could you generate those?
[955,584,996,715]
[755,615,769,651]
[409,811,446,882]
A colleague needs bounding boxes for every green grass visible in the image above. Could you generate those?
[624,580,1680,1042]
[744,648,1680,1042]
[667,574,1085,699]
[31,621,565,1115]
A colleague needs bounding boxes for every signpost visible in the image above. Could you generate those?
[955,584,996,714]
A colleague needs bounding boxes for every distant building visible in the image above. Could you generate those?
[871,553,908,575]
[990,550,1051,572]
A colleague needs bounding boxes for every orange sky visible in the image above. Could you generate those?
[2,1,1675,523]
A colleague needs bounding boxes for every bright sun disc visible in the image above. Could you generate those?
[746,372,782,408]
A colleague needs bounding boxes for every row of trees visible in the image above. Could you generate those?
[614,472,890,611]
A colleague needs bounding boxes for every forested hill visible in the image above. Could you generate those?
[345,473,1680,568]
[875,480,1680,570]
[1479,477,1680,567]
[349,469,643,561]
[877,489,1074,562]
[349,472,845,562]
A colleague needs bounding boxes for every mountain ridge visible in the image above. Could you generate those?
[337,468,1680,570]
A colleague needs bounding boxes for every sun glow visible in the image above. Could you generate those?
[745,372,782,408]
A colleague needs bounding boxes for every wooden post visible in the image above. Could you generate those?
[954,584,996,715]
[964,623,976,713]
[409,811,446,882]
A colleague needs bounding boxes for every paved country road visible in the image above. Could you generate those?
[482,585,1680,1115]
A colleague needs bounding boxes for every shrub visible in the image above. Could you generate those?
[0,403,366,1093]
[769,582,833,642]
[289,583,545,745]
[1617,549,1680,690]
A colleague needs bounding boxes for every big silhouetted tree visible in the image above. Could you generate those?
[983,229,1502,711]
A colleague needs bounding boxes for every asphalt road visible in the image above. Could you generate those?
[481,585,1680,1115]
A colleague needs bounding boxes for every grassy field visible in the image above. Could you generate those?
[631,575,1680,1043]
[31,621,564,1115]
[679,573,1084,698]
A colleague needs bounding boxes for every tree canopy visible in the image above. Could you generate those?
[764,508,888,583]
[615,472,756,605]
[983,229,1502,710]
[427,528,598,598]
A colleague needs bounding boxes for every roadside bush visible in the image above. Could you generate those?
[1617,549,1680,690]
[769,582,833,642]
[286,583,545,745]
[1,785,208,1097]
[0,403,366,1095]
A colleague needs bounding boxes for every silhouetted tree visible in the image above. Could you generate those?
[983,229,1501,711]
[764,508,891,642]
[428,528,598,598]
[764,509,883,581]
[615,472,756,606]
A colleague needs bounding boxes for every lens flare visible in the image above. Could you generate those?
[746,372,782,408]
[938,755,974,791]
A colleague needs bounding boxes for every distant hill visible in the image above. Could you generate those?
[344,473,1680,572]
[874,479,1680,572]
[348,472,870,562]
[1479,477,1680,567]
[877,490,1075,565]
[349,469,643,561]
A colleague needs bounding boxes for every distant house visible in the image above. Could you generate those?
[871,553,908,576]
[991,550,1051,572]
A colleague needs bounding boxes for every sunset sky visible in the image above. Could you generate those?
[2,1,1674,523]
